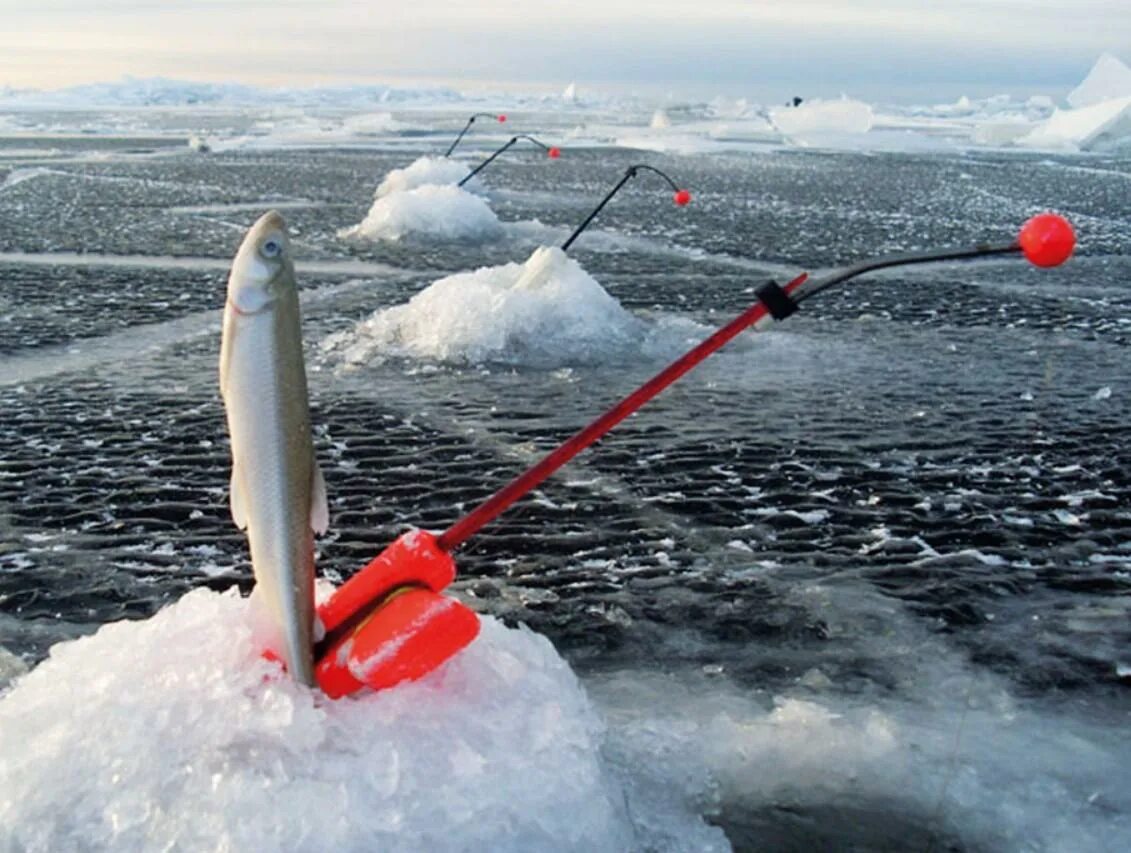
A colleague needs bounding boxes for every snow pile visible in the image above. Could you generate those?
[374,155,478,198]
[1067,53,1131,108]
[339,183,502,243]
[0,588,724,853]
[1019,95,1131,152]
[768,97,874,141]
[322,246,644,366]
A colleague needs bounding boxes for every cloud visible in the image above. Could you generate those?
[0,0,1128,92]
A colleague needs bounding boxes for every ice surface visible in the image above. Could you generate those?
[1067,53,1131,108]
[590,650,1131,852]
[374,155,481,198]
[322,246,646,366]
[1019,95,1131,152]
[0,588,725,853]
[338,184,503,243]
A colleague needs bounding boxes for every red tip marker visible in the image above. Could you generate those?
[1018,213,1075,268]
[498,114,507,123]
[548,147,561,159]
[673,189,692,206]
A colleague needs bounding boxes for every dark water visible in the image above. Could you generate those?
[1,133,1130,850]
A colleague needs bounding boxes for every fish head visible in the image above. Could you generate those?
[226,210,295,314]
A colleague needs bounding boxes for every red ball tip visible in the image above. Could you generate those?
[548,146,561,159]
[673,189,692,206]
[1018,213,1075,268]
[497,114,507,123]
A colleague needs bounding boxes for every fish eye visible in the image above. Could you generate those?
[261,235,283,258]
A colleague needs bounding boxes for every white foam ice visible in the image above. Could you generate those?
[0,587,725,853]
[374,156,482,198]
[1067,53,1131,109]
[322,246,646,367]
[338,184,503,243]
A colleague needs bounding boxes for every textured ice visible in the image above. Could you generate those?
[321,246,646,366]
[338,184,503,243]
[0,588,725,853]
[1067,53,1131,108]
[374,156,482,198]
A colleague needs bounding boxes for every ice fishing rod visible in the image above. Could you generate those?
[562,164,692,252]
[310,212,1076,699]
[457,135,562,187]
[444,112,507,157]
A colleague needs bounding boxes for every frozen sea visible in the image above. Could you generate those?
[1,89,1130,851]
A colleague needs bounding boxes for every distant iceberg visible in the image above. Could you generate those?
[1067,53,1131,109]
[1019,95,1131,152]
[768,97,874,142]
[1019,53,1131,151]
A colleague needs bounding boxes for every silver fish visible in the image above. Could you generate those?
[220,211,327,685]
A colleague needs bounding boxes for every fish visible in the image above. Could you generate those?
[219,210,328,686]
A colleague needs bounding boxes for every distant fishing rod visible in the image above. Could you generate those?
[445,112,507,157]
[562,164,692,252]
[458,135,562,187]
[311,214,1078,698]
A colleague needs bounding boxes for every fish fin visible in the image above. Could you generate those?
[310,463,329,535]
[230,465,249,530]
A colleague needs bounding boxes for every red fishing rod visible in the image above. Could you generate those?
[310,213,1076,698]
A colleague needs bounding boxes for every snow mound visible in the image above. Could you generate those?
[0,587,724,853]
[375,155,480,198]
[1019,96,1131,152]
[339,183,502,243]
[1067,53,1131,109]
[322,246,644,366]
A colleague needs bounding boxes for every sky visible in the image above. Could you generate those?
[1,1,1129,102]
